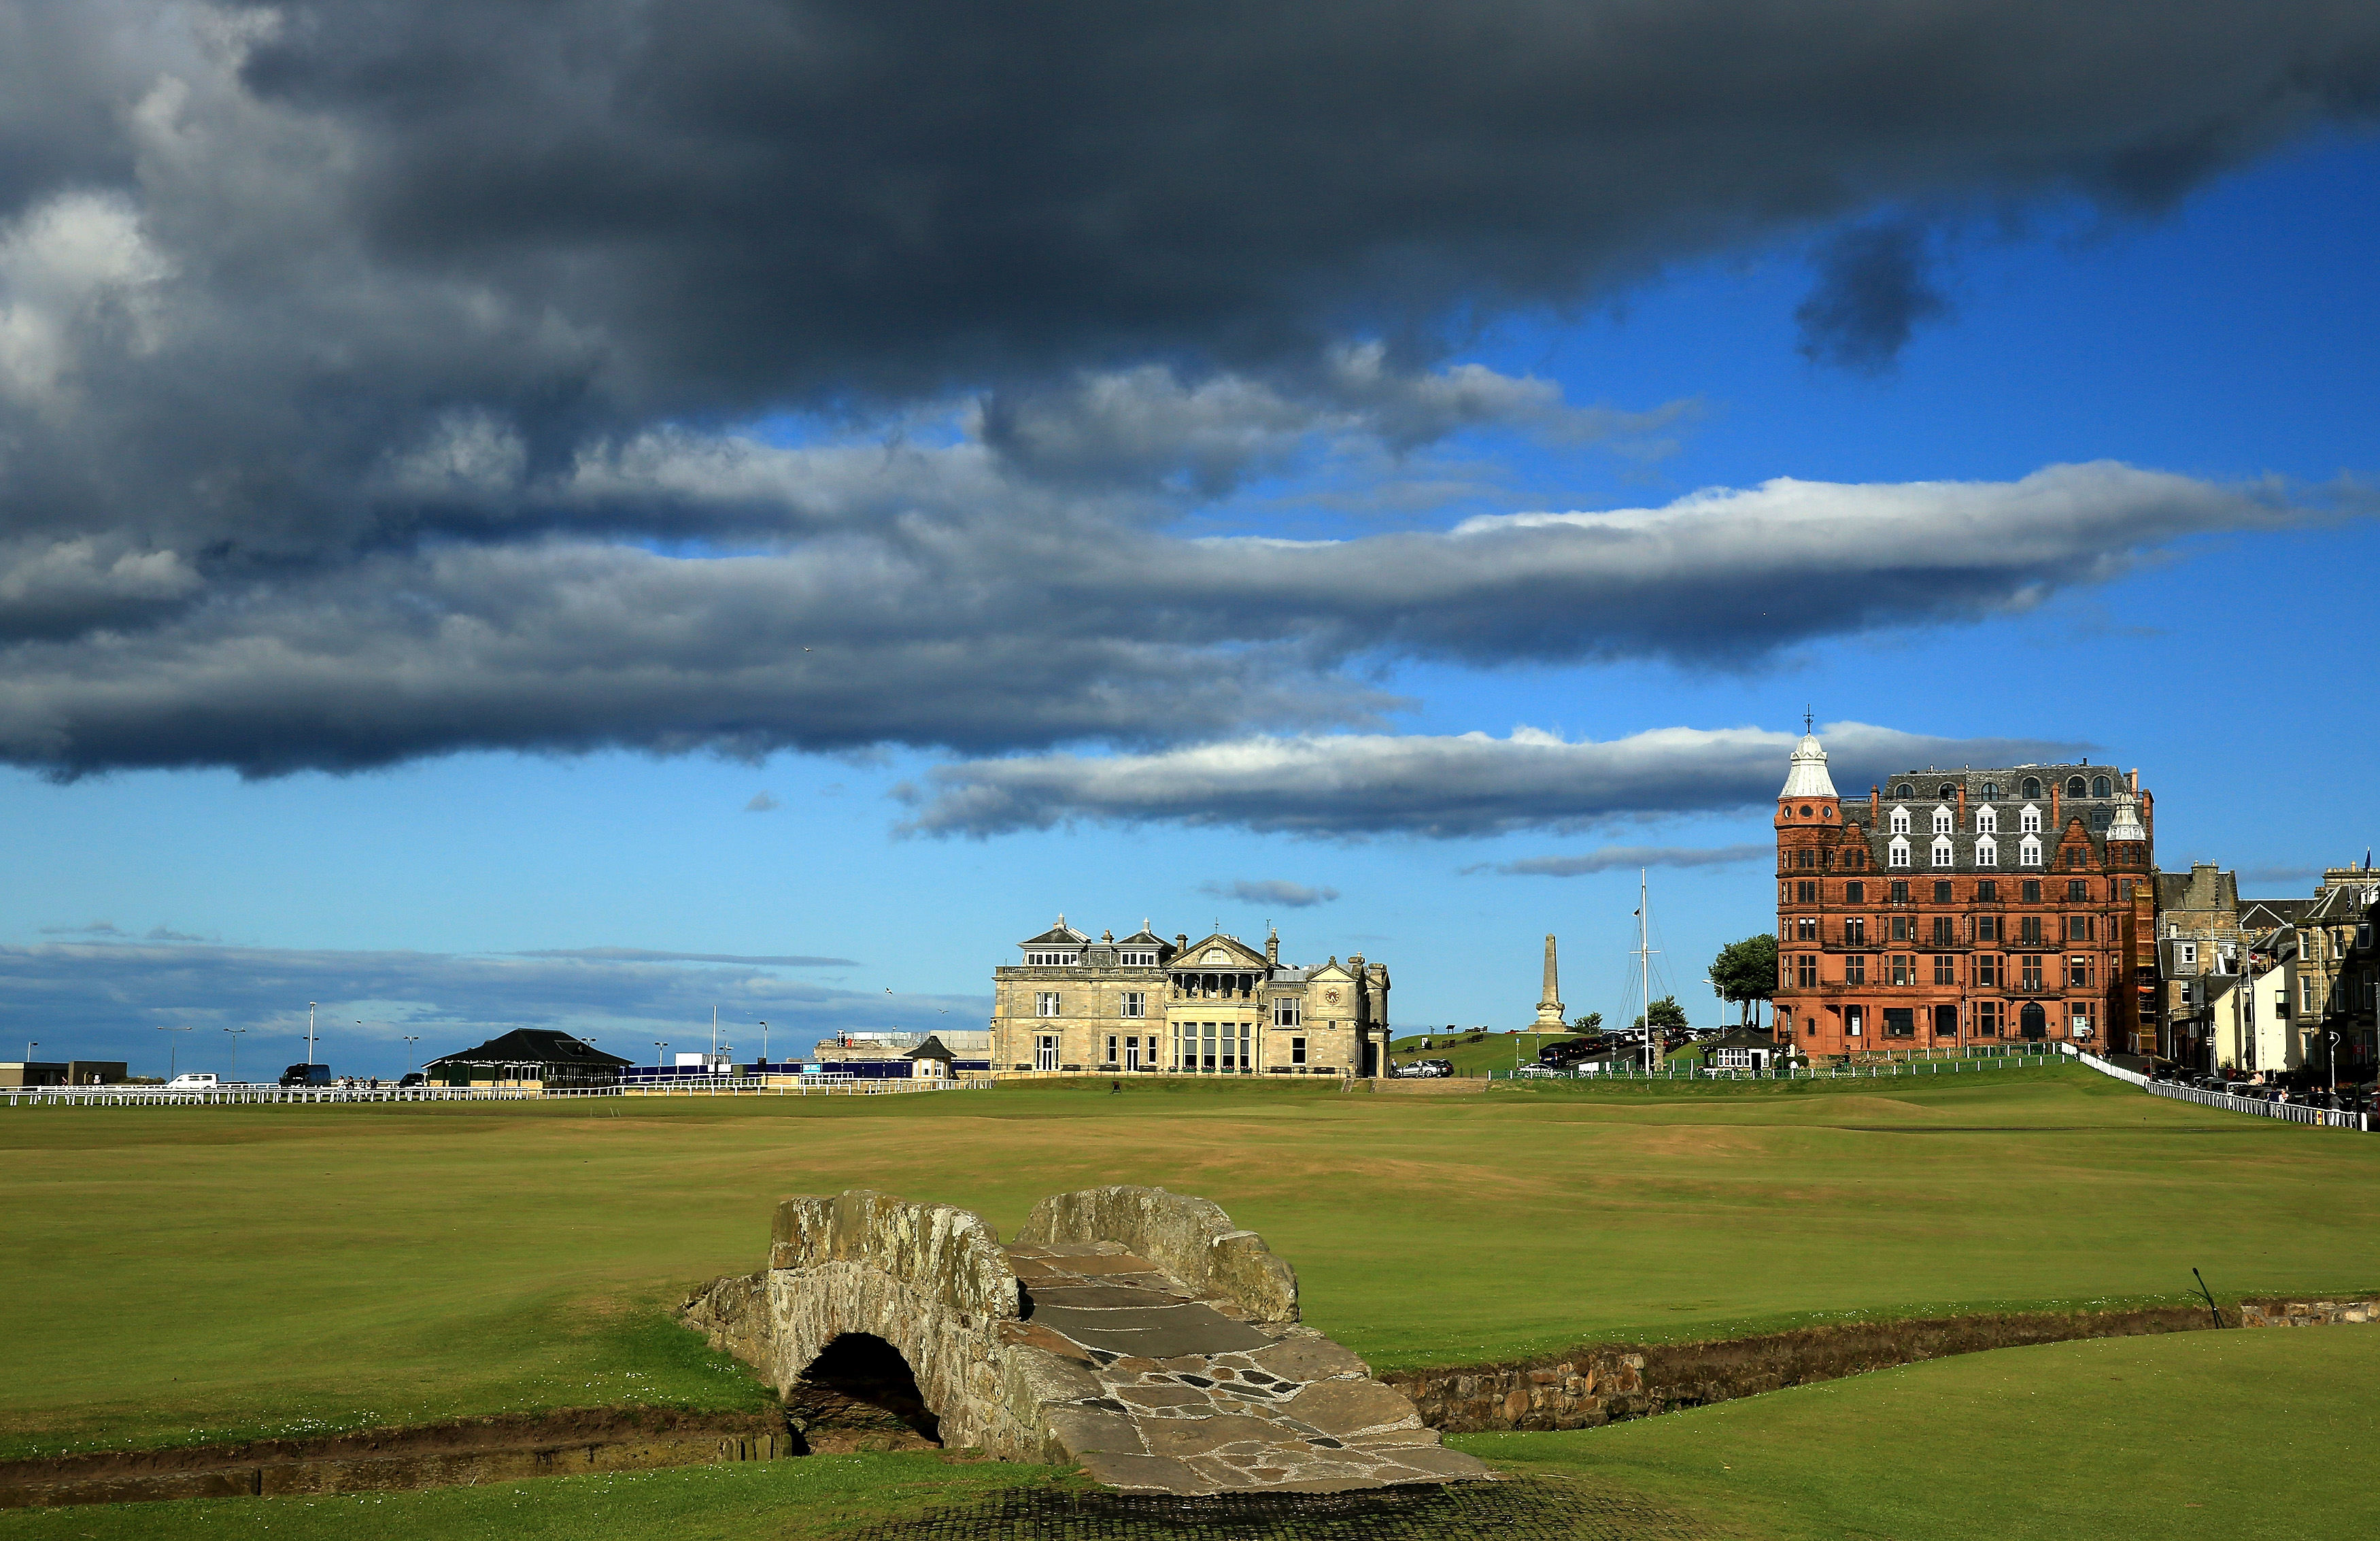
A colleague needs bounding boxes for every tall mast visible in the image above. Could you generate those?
[1637,870,1661,1072]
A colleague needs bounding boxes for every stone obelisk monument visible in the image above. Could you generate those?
[1533,934,1567,1028]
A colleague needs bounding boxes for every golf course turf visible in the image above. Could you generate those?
[5,1064,2377,1535]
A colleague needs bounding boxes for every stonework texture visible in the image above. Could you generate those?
[1015,1185,1299,1325]
[681,1185,1480,1495]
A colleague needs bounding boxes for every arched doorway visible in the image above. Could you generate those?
[785,1333,942,1453]
[2020,1002,2046,1040]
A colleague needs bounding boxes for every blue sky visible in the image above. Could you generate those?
[1,7,2375,1077]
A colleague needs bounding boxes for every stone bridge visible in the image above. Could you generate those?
[681,1185,1486,1495]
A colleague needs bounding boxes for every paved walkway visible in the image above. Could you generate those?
[1002,1241,1489,1495]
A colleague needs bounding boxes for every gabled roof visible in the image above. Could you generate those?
[1019,916,1090,947]
[2239,898,2314,931]
[904,1034,955,1061]
[426,1028,630,1068]
[1114,922,1170,948]
[1697,1026,1775,1052]
[1172,933,1267,968]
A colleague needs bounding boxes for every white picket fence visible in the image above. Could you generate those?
[0,1078,987,1108]
[2059,1044,2370,1131]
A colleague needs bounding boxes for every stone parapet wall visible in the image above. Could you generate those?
[1015,1185,1299,1325]
[1384,1306,2219,1434]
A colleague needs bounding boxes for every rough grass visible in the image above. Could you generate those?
[5,1062,2377,1459]
[1455,1324,2380,1540]
[0,1454,1069,1541]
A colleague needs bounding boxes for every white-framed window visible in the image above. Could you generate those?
[2018,835,2042,867]
[1024,950,1080,966]
[1974,836,1998,867]
[1274,996,1300,1027]
[1932,805,1954,834]
[1034,1034,1059,1072]
[2020,805,2042,833]
[1890,809,1911,834]
[1119,992,1145,1019]
[1035,992,1061,1017]
[1931,836,1954,867]
[1976,807,1998,834]
[1888,835,1911,868]
[1119,949,1157,966]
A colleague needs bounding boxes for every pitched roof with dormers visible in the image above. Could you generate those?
[1019,915,1091,947]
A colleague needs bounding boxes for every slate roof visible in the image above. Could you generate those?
[904,1034,956,1062]
[1019,918,1091,947]
[426,1028,630,1069]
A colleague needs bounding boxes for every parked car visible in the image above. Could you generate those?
[279,1063,333,1087]
[163,1073,219,1092]
[1512,1063,1559,1079]
[398,1072,425,1088]
[1391,1058,1454,1078]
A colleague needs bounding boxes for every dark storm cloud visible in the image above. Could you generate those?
[0,3,2372,772]
[0,460,2305,775]
[896,722,2087,840]
[1795,221,1954,373]
[0,937,972,1074]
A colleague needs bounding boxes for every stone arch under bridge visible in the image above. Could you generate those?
[681,1185,1486,1494]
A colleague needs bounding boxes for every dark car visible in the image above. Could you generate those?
[278,1062,333,1087]
[398,1072,425,1088]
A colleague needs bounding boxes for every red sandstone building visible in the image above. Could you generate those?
[1770,731,2154,1056]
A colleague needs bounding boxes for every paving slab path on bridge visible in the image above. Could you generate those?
[683,1185,1490,1498]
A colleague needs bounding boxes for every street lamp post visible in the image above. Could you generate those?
[760,1021,768,1068]
[305,1002,318,1068]
[158,1024,194,1078]
[224,1027,248,1083]
[654,1040,668,1068]
[401,1034,421,1081]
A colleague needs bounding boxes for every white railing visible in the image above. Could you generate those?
[2060,1044,2369,1131]
[1,1077,989,1108]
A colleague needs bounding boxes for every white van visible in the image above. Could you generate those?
[164,1073,219,1092]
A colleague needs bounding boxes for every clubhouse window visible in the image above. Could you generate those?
[2021,879,2042,904]
[1932,916,1956,944]
[1796,917,1818,941]
[1290,1036,1308,1065]
[2021,955,2044,990]
[1843,917,1867,944]
[1119,992,1146,1018]
[1036,992,1062,1017]
[1975,1000,2002,1037]
[1846,881,1866,903]
[1797,880,1819,902]
[1891,915,1914,942]
[1933,881,1954,904]
[1976,879,1998,902]
[1272,996,1300,1027]
[2020,916,2045,945]
[1977,915,1999,942]
[1884,1008,1916,1038]
[1933,955,1956,985]
[1891,955,1916,987]
[1844,953,1867,985]
[1797,955,1818,987]
[2067,915,2095,941]
[1845,1006,1864,1037]
[1890,880,1909,903]
[1975,954,2001,987]
[2069,956,2093,989]
[2068,879,2092,901]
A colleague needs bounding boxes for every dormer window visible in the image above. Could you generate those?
[1931,806,1953,835]
[2019,834,2043,867]
[1888,835,1911,868]
[1979,781,2000,801]
[1976,807,1998,834]
[2066,776,2088,797]
[1890,809,1911,834]
[2092,775,2112,797]
[1118,949,1157,967]
[1975,835,1998,867]
[1931,836,1954,868]
[1023,950,1080,966]
[2021,777,2041,798]
[1894,783,1914,799]
[2020,805,2041,833]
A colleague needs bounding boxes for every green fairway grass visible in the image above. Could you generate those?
[5,1063,2377,1461]
[1455,1323,2380,1540]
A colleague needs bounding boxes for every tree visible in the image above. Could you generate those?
[1630,997,1688,1034]
[1710,934,1780,1026]
[1571,1011,1603,1034]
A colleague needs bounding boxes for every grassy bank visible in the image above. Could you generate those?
[5,1064,2376,1457]
[1456,1323,2380,1540]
